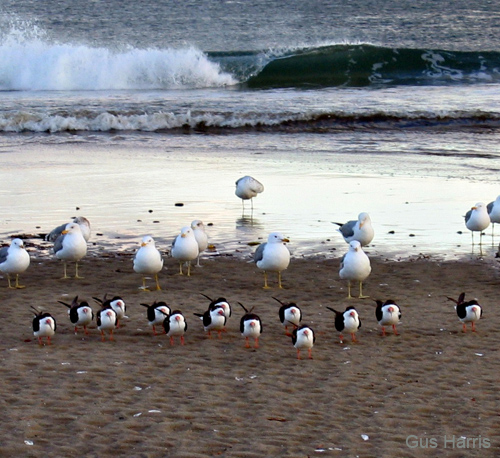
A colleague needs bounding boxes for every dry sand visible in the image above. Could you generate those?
[1,245,500,457]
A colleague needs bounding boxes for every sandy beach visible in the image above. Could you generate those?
[1,241,500,457]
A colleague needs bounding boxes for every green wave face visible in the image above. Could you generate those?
[211,45,500,88]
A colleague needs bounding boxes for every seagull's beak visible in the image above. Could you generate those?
[282,238,290,243]
[62,230,69,234]
[181,233,186,238]
[471,206,477,210]
[141,242,147,247]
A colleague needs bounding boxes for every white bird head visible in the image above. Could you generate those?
[191,220,205,230]
[141,235,155,247]
[349,240,362,252]
[11,238,25,249]
[180,226,193,238]
[62,223,82,235]
[358,212,371,227]
[268,232,290,244]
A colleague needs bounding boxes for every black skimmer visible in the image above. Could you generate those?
[93,295,127,328]
[194,305,226,338]
[163,310,187,345]
[292,325,315,359]
[141,300,171,335]
[447,292,483,332]
[327,306,361,343]
[58,296,94,335]
[273,297,302,336]
[32,308,56,345]
[238,302,263,348]
[374,299,401,336]
[96,306,117,341]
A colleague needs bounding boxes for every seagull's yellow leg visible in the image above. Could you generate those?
[141,277,150,292]
[346,280,352,299]
[278,271,284,289]
[187,262,191,277]
[62,262,70,279]
[358,281,370,299]
[75,262,84,279]
[178,262,184,275]
[7,274,14,289]
[15,274,26,289]
[263,271,270,289]
[155,273,161,290]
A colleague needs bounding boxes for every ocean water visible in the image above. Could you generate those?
[0,0,499,259]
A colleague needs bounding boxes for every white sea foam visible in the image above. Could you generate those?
[0,31,236,91]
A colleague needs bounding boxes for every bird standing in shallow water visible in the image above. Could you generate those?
[53,223,87,279]
[32,308,56,345]
[374,299,401,336]
[0,238,30,289]
[171,226,199,276]
[133,235,163,291]
[487,195,500,237]
[339,240,371,299]
[191,220,209,267]
[332,212,374,246]
[235,175,264,213]
[465,202,490,251]
[447,292,483,332]
[254,232,290,289]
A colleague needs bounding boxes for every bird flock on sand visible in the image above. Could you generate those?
[1,177,496,359]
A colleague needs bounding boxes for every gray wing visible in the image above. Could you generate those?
[0,246,9,264]
[487,202,494,214]
[53,233,65,254]
[339,220,356,238]
[45,223,68,242]
[339,253,346,270]
[254,243,267,263]
[464,209,472,223]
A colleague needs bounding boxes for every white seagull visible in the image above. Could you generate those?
[171,226,199,276]
[235,175,264,212]
[191,220,209,267]
[487,195,500,236]
[254,232,290,289]
[133,235,163,290]
[339,240,371,299]
[53,222,88,278]
[332,212,374,246]
[45,216,91,242]
[0,238,30,289]
[465,202,490,247]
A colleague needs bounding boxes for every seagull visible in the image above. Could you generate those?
[58,296,94,335]
[239,303,263,348]
[93,295,127,328]
[447,292,483,332]
[465,202,490,247]
[171,226,199,276]
[96,305,117,341]
[191,220,209,267]
[53,222,88,278]
[32,308,56,345]
[163,310,188,345]
[0,238,30,289]
[339,240,371,299]
[201,294,232,320]
[487,195,500,236]
[235,175,264,212]
[141,300,171,335]
[332,212,374,246]
[194,305,227,338]
[45,216,91,242]
[292,325,315,360]
[327,306,361,343]
[273,297,302,336]
[374,299,401,336]
[254,232,290,289]
[133,235,163,290]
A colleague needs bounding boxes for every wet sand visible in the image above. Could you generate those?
[1,245,500,457]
